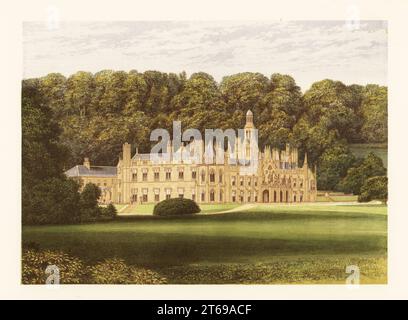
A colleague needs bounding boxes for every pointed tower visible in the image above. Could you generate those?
[303,152,308,168]
[244,110,256,163]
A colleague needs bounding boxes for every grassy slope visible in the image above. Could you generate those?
[22,204,387,284]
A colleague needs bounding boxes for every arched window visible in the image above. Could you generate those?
[201,170,206,182]
[209,170,215,183]
[219,170,223,183]
[210,189,215,202]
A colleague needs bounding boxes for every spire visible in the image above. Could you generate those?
[303,152,308,167]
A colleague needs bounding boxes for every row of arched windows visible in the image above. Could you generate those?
[262,190,304,203]
[200,169,223,183]
[200,189,224,202]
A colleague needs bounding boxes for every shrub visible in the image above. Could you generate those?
[22,250,166,284]
[317,144,356,191]
[358,176,388,203]
[153,198,201,216]
[89,258,167,284]
[338,152,386,195]
[22,177,82,225]
[79,183,102,219]
[22,249,87,284]
[101,203,117,218]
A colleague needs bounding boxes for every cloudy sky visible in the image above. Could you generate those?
[23,21,387,91]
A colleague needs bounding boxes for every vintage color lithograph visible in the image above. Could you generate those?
[3,0,408,301]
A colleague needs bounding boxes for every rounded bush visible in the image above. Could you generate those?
[358,176,387,203]
[153,198,201,216]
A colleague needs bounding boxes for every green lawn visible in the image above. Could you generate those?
[119,203,240,214]
[317,195,358,202]
[22,204,387,284]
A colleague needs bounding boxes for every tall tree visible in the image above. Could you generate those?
[220,72,269,115]
[65,71,95,117]
[360,84,387,143]
[302,79,360,142]
[171,72,225,133]
[38,73,67,121]
[258,73,303,148]
[22,80,79,225]
[317,144,356,191]
[92,70,128,115]
[22,80,69,184]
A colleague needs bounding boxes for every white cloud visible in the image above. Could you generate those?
[23,21,387,91]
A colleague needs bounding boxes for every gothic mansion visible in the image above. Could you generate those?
[65,110,317,204]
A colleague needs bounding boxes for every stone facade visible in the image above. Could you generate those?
[64,158,116,204]
[66,110,317,204]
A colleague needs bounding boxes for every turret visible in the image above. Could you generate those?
[245,109,254,128]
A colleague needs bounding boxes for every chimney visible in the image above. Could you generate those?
[83,157,91,170]
[123,142,132,166]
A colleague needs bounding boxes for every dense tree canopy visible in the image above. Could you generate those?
[22,80,70,185]
[23,70,388,194]
[359,85,388,143]
[316,144,357,191]
[22,82,116,225]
